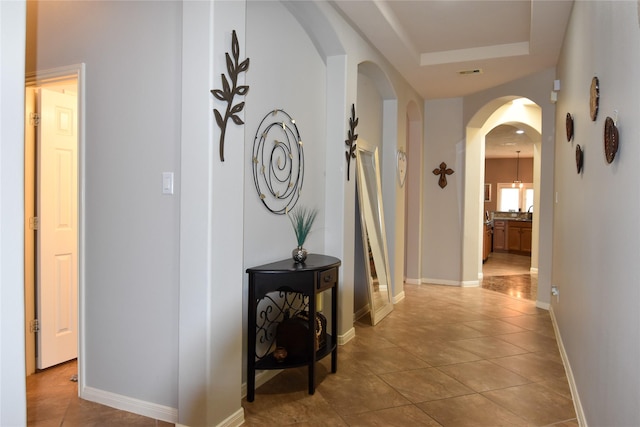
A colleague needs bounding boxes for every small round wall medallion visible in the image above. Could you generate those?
[576,144,583,173]
[590,76,600,121]
[604,116,619,164]
[566,113,574,142]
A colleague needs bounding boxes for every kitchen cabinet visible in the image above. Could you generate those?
[507,221,532,254]
[493,220,506,251]
[483,223,492,262]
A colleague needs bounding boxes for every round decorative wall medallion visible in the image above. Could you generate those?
[251,109,305,214]
[590,76,600,121]
[566,113,574,142]
[604,116,619,164]
[576,144,583,173]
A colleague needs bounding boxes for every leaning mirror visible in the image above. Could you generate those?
[355,141,393,325]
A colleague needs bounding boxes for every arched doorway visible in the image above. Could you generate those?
[462,97,543,295]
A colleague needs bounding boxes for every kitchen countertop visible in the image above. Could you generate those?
[492,211,532,222]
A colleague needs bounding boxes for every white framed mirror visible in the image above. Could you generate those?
[355,140,393,325]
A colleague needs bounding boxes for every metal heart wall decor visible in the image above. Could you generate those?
[397,150,407,187]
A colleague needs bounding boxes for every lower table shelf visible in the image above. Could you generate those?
[255,334,336,370]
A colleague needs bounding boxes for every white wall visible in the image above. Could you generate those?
[242,0,328,381]
[27,0,181,413]
[243,1,327,268]
[422,97,464,284]
[21,1,423,424]
[357,73,383,150]
[403,103,423,284]
[553,2,640,425]
[0,1,28,425]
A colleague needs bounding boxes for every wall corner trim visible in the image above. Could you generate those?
[549,307,587,427]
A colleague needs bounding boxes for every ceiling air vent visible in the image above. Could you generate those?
[458,69,483,75]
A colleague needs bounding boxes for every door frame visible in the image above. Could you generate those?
[25,64,85,390]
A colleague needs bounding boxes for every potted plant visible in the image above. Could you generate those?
[288,206,318,263]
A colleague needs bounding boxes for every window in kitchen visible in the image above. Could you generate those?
[497,183,533,212]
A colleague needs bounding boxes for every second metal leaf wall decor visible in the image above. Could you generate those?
[211,30,250,162]
[344,104,359,181]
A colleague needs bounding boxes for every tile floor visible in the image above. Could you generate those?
[243,255,576,426]
[481,252,538,300]
[29,254,575,426]
[26,358,173,426]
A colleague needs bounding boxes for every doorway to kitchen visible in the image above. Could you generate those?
[482,120,538,301]
[463,96,546,304]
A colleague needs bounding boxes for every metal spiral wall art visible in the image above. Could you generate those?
[211,30,250,162]
[252,109,305,214]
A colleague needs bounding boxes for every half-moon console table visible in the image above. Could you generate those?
[245,254,340,402]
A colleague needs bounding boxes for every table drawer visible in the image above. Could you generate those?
[318,267,337,290]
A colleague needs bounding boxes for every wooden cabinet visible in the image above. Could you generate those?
[493,219,531,254]
[493,220,506,251]
[483,223,492,262]
[507,221,532,254]
[245,254,340,402]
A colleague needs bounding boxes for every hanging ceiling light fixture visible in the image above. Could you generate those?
[512,150,523,188]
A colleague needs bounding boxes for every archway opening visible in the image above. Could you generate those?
[462,97,542,289]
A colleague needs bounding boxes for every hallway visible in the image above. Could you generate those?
[27,256,573,426]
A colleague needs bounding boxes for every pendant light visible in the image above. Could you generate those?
[512,150,523,188]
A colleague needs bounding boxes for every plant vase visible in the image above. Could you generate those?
[288,206,317,264]
[292,246,308,263]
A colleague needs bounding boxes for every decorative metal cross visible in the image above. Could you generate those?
[433,162,454,188]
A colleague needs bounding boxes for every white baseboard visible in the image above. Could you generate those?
[461,280,480,287]
[353,305,370,322]
[421,277,464,287]
[175,408,245,427]
[536,300,550,310]
[81,386,177,423]
[530,267,539,274]
[215,408,245,427]
[404,277,421,285]
[392,291,405,304]
[549,307,587,427]
[338,326,356,345]
[421,277,480,288]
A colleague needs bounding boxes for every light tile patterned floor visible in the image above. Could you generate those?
[26,359,173,426]
[243,282,577,426]
[28,255,575,426]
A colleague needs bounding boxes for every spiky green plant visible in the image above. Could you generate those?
[288,206,318,247]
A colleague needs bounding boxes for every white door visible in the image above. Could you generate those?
[36,88,78,369]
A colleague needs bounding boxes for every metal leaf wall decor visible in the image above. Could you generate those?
[344,104,359,181]
[211,30,250,162]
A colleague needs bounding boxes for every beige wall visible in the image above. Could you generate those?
[484,157,533,213]
[552,1,640,425]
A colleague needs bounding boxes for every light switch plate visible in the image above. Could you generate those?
[162,172,174,195]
